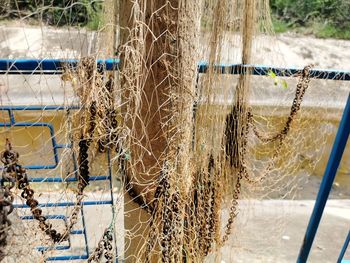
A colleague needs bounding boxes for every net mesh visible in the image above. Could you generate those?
[0,0,348,262]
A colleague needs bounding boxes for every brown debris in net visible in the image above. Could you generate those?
[0,140,15,261]
[122,167,152,213]
[62,57,120,261]
[0,138,91,244]
[88,228,115,263]
[97,76,119,153]
[0,187,13,261]
[221,66,313,243]
[221,55,313,249]
[225,105,250,168]
[66,56,120,155]
[251,65,313,143]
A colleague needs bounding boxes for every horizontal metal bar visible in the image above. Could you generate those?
[14,200,113,208]
[21,214,84,233]
[22,214,79,253]
[46,255,89,261]
[0,59,119,73]
[71,230,84,235]
[19,165,57,169]
[0,105,79,111]
[1,71,63,75]
[20,214,66,220]
[197,62,350,80]
[37,245,71,252]
[29,176,111,183]
[0,121,59,169]
[1,59,350,80]
[0,121,56,128]
[56,144,71,148]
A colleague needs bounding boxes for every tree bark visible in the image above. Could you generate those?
[119,0,180,261]
[119,0,200,260]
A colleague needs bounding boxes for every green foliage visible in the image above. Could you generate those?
[1,0,350,38]
[268,70,288,89]
[315,23,350,39]
[271,0,350,39]
[0,0,102,28]
[272,18,289,33]
[267,70,277,79]
[86,9,101,30]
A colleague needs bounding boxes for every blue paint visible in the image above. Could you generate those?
[0,105,79,111]
[20,214,66,220]
[338,231,350,263]
[13,200,113,208]
[37,245,71,252]
[196,62,350,80]
[70,230,85,235]
[46,254,89,261]
[7,110,15,125]
[29,175,110,183]
[297,94,350,263]
[0,104,116,261]
[0,106,71,169]
[0,58,120,73]
[108,149,119,262]
[1,58,350,80]
[21,214,77,252]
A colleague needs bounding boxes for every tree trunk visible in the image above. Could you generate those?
[119,0,181,261]
[119,0,200,260]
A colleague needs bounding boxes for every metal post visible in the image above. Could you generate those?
[338,231,350,263]
[297,94,350,263]
[107,149,119,263]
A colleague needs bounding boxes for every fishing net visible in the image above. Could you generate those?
[0,1,121,262]
[117,0,349,262]
[0,0,349,262]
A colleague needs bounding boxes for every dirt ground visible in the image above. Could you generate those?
[5,193,349,263]
[1,22,350,70]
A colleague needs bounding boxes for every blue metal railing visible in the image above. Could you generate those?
[1,58,349,262]
[0,104,115,261]
[339,231,350,263]
[21,214,78,252]
[0,59,119,74]
[296,95,350,263]
[1,59,350,80]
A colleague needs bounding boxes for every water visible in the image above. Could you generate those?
[0,108,348,197]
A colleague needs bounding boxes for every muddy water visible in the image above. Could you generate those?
[0,109,115,194]
[0,110,348,198]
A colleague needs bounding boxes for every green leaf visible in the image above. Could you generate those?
[281,80,288,89]
[268,70,277,78]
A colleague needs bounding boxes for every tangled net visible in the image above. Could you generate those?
[0,0,348,262]
[117,0,348,262]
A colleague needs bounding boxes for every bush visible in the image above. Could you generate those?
[0,0,102,28]
[270,0,350,39]
[315,22,350,39]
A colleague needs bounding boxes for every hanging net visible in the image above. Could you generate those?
[0,0,348,262]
